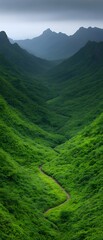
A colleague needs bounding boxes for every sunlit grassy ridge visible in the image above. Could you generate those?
[0,38,103,239]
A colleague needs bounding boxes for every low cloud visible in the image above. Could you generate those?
[0,0,103,21]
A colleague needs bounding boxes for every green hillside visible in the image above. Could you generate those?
[43,113,103,239]
[0,50,64,240]
[0,36,103,240]
[46,42,103,137]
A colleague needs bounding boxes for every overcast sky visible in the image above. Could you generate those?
[0,0,103,39]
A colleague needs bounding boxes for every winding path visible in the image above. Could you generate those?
[39,166,70,214]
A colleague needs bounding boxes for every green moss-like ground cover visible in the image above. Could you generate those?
[0,40,103,239]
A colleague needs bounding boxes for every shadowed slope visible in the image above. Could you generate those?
[46,41,103,137]
[0,31,54,75]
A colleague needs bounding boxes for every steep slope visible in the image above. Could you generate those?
[0,96,61,240]
[0,34,103,240]
[0,31,62,131]
[0,33,65,240]
[46,41,103,137]
[43,113,103,240]
[0,31,53,74]
[12,27,103,60]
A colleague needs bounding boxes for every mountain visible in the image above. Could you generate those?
[11,27,103,60]
[0,31,53,74]
[46,41,103,137]
[0,31,64,133]
[0,33,103,240]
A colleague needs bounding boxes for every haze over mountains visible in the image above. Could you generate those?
[0,29,103,240]
[11,27,103,60]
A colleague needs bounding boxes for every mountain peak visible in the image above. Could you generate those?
[42,28,53,36]
[0,31,10,44]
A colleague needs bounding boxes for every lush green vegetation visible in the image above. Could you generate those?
[43,113,103,239]
[0,37,103,240]
[46,42,103,137]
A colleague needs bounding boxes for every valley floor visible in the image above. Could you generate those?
[39,166,70,214]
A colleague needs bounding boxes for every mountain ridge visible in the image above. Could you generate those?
[10,26,103,60]
[0,31,54,75]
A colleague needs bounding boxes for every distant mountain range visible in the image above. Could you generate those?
[11,27,103,60]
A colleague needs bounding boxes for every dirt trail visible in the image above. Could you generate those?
[39,166,70,214]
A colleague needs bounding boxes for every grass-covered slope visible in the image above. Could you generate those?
[0,59,64,240]
[43,113,103,239]
[0,33,66,239]
[0,37,103,240]
[47,42,103,137]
